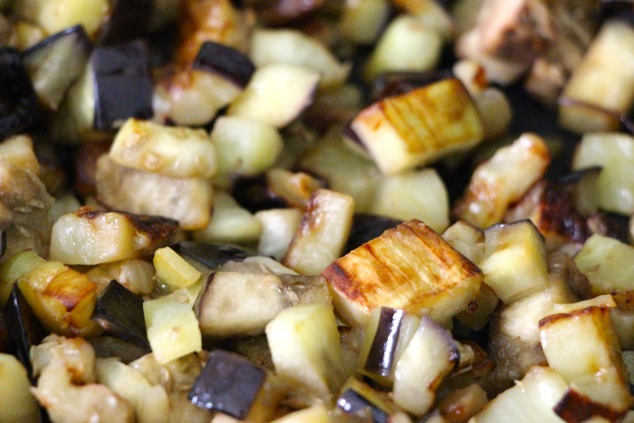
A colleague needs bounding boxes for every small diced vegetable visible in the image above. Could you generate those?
[189,349,282,422]
[109,118,217,179]
[17,260,101,336]
[196,271,288,338]
[454,133,550,229]
[363,15,443,82]
[96,155,213,230]
[470,367,568,423]
[323,219,482,327]
[480,220,549,304]
[191,190,262,244]
[250,29,349,89]
[265,303,347,406]
[539,302,632,420]
[50,207,180,265]
[143,290,202,364]
[572,132,634,215]
[283,189,354,275]
[393,316,459,415]
[227,63,320,128]
[349,78,484,175]
[154,246,201,289]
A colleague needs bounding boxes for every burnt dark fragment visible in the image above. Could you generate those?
[189,349,267,419]
[344,214,401,253]
[364,307,404,378]
[193,41,255,87]
[555,387,625,423]
[173,241,252,270]
[3,286,48,380]
[92,280,149,348]
[0,48,39,140]
[92,40,153,130]
[231,175,289,213]
[337,387,389,423]
[99,0,152,45]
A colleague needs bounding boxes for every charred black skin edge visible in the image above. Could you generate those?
[189,349,267,419]
[3,285,48,382]
[22,25,92,58]
[92,280,150,348]
[92,40,154,130]
[364,307,404,378]
[0,48,40,140]
[344,214,401,253]
[98,0,153,45]
[173,241,252,270]
[4,286,52,423]
[193,41,256,88]
[337,388,389,423]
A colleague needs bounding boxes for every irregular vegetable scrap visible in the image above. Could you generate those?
[2,0,634,422]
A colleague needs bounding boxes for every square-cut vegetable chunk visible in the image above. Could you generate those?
[322,219,482,327]
[349,78,484,175]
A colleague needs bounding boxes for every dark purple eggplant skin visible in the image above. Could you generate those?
[0,310,9,353]
[3,285,48,382]
[193,41,255,88]
[98,0,153,45]
[364,307,404,378]
[92,40,153,130]
[337,387,389,423]
[0,48,40,140]
[92,280,149,348]
[22,25,91,58]
[344,214,401,253]
[173,241,252,270]
[600,0,634,26]
[189,349,267,419]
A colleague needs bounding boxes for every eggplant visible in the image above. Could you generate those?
[92,280,149,348]
[3,285,48,380]
[172,241,252,270]
[363,307,404,379]
[0,48,39,140]
[0,310,9,353]
[189,349,276,420]
[193,41,255,88]
[98,0,152,45]
[22,25,92,111]
[336,377,400,423]
[344,213,401,253]
[92,40,153,130]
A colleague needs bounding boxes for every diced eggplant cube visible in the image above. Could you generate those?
[22,25,92,111]
[92,40,153,130]
[0,48,39,140]
[193,41,255,88]
[92,280,149,348]
[98,0,152,45]
[189,349,267,419]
